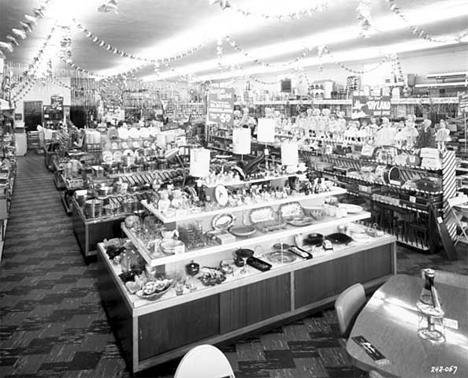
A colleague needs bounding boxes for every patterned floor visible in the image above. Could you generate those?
[0,153,467,378]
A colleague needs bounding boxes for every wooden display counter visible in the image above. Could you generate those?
[72,198,124,262]
[97,234,397,373]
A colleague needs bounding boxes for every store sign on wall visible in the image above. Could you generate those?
[352,95,391,118]
[208,88,234,126]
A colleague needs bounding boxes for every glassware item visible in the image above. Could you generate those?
[416,268,445,344]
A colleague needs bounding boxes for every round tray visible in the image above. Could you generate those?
[286,216,314,227]
[229,225,256,237]
[266,251,297,264]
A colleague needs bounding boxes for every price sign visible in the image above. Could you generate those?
[207,87,234,126]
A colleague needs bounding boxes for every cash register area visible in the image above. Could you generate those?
[1,154,466,378]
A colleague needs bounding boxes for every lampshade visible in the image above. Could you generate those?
[281,142,298,166]
[190,148,210,178]
[257,118,275,143]
[232,128,251,154]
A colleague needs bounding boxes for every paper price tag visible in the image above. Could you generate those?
[174,245,185,255]
[443,318,459,329]
[410,196,416,203]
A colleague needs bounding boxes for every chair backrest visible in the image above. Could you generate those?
[369,370,386,378]
[174,344,235,378]
[420,269,468,290]
[335,283,366,338]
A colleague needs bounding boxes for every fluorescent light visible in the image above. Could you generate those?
[141,0,468,81]
[427,71,468,78]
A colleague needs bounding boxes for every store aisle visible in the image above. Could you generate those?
[1,154,467,378]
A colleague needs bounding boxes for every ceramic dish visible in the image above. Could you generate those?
[102,151,113,163]
[113,151,123,162]
[326,233,353,245]
[129,128,140,139]
[135,279,173,301]
[118,128,129,139]
[266,251,297,264]
[286,216,314,227]
[229,225,256,237]
[139,128,150,138]
[160,240,184,254]
[338,204,363,214]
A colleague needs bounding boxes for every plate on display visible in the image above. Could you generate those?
[140,128,150,138]
[132,141,140,149]
[266,251,297,264]
[111,142,119,149]
[123,149,134,156]
[229,225,256,237]
[113,151,123,162]
[286,216,314,227]
[129,128,140,139]
[121,142,129,149]
[338,204,363,214]
[118,128,129,139]
[148,126,158,137]
[214,185,229,207]
[102,151,113,163]
[326,233,353,245]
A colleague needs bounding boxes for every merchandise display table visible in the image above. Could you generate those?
[72,197,125,262]
[97,233,397,373]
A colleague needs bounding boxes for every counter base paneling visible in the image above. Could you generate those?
[97,236,397,373]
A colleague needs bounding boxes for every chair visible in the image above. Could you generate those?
[335,283,367,338]
[369,370,387,378]
[420,269,468,290]
[174,344,235,378]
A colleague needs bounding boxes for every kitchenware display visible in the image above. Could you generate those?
[266,250,297,264]
[113,151,123,162]
[102,151,113,163]
[118,128,129,139]
[304,233,323,246]
[135,279,173,301]
[84,199,103,218]
[219,259,235,275]
[326,233,353,245]
[247,256,272,272]
[302,205,325,220]
[235,248,254,273]
[273,242,291,250]
[159,240,184,255]
[198,267,226,286]
[129,128,140,139]
[249,206,286,233]
[279,202,314,227]
[123,149,134,156]
[229,213,256,237]
[214,184,229,207]
[288,246,313,259]
[212,213,236,231]
[139,128,150,138]
[338,204,363,214]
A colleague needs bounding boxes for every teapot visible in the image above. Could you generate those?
[161,228,179,240]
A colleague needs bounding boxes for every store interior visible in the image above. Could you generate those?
[1,0,468,377]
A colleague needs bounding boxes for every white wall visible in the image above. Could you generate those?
[15,77,72,117]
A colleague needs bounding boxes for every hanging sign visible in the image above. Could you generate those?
[352,95,391,118]
[459,92,468,113]
[207,87,234,126]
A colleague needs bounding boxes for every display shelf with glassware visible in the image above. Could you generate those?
[96,180,396,372]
